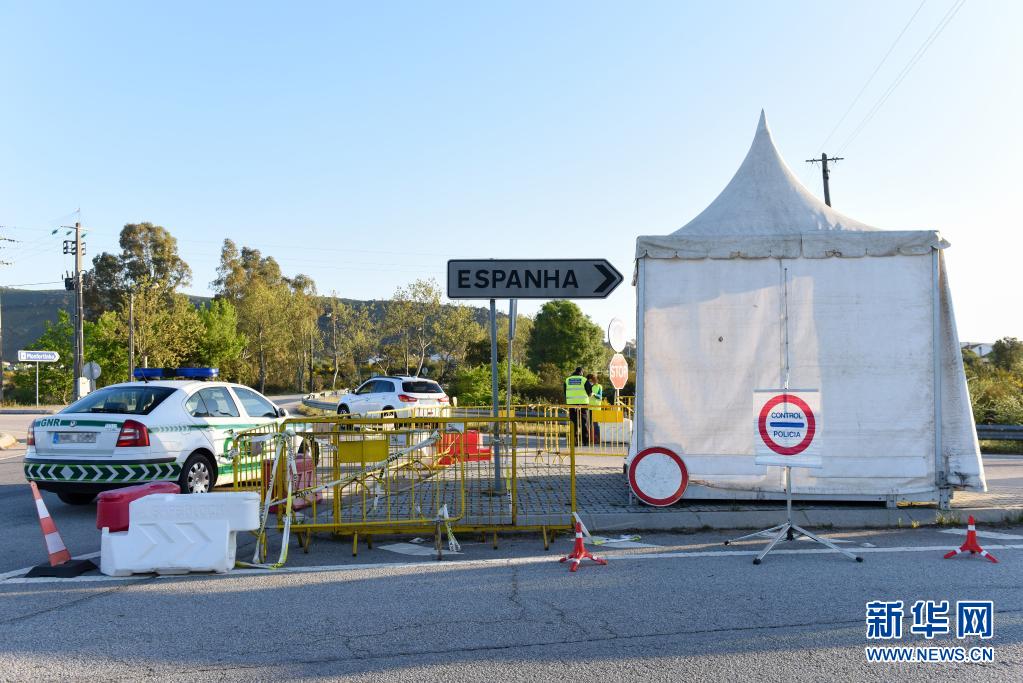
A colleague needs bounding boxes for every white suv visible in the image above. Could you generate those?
[336,376,449,417]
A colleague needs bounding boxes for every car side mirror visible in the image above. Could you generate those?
[277,407,288,418]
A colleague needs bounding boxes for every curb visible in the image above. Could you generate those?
[578,507,1023,532]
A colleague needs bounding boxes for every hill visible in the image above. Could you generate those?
[0,289,499,362]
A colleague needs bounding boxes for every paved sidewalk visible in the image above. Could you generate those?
[574,455,1023,532]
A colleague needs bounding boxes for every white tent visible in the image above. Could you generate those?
[633,112,984,507]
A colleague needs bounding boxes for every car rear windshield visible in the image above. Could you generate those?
[402,381,444,394]
[61,386,176,415]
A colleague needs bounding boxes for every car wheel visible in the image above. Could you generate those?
[57,492,95,505]
[179,452,216,494]
[337,405,350,416]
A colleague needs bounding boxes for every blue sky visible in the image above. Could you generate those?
[2,1,1019,342]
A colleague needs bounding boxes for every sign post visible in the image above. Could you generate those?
[84,361,102,393]
[607,318,627,404]
[448,259,623,494]
[724,389,861,564]
[18,350,60,406]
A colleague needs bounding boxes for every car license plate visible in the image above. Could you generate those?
[53,432,97,444]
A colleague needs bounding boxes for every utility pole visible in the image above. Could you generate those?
[805,153,844,207]
[128,290,135,381]
[0,288,4,405]
[74,221,85,399]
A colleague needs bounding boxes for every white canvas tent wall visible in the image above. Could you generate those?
[633,112,984,506]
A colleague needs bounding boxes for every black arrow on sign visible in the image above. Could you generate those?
[594,263,621,294]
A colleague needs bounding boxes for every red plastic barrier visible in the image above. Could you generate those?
[96,481,180,532]
[437,430,492,466]
[263,454,321,512]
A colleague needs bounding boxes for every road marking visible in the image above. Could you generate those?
[938,528,1023,540]
[0,451,26,462]
[379,542,459,557]
[4,544,1022,585]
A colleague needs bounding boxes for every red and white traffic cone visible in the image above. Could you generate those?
[30,481,72,566]
[559,521,607,573]
[25,482,96,578]
[943,515,998,564]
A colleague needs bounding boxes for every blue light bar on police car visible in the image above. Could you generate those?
[175,367,219,379]
[133,367,219,380]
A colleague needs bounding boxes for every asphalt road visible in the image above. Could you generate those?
[1,410,1021,681]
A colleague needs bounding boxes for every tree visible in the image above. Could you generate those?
[213,240,318,392]
[191,299,247,375]
[448,360,540,406]
[380,279,443,376]
[325,295,374,389]
[130,284,203,368]
[526,301,609,375]
[84,223,192,318]
[465,314,532,367]
[434,304,485,380]
[86,311,130,385]
[989,337,1023,372]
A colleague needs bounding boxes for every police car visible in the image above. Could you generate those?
[23,368,287,505]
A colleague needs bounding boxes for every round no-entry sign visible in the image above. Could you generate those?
[628,447,688,506]
[757,393,816,456]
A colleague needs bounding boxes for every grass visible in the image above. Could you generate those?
[935,512,962,527]
[1001,511,1023,525]
[979,440,1023,455]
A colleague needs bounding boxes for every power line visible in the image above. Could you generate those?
[0,281,64,287]
[837,0,967,155]
[819,0,928,151]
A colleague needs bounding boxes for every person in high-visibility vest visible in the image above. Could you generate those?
[587,373,603,443]
[565,367,591,446]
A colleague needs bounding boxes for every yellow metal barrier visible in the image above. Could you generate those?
[233,413,576,555]
[456,403,631,457]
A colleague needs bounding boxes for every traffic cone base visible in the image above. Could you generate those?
[26,482,96,578]
[559,522,607,572]
[943,516,998,564]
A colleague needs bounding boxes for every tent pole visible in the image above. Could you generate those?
[782,264,791,391]
[634,259,646,451]
[932,249,948,509]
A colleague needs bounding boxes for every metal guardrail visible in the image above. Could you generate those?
[976,424,1023,441]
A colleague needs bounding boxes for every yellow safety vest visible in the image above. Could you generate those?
[565,375,589,405]
[590,383,604,406]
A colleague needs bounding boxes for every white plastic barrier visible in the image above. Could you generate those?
[598,417,633,444]
[100,492,260,576]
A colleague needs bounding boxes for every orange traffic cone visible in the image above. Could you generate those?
[559,521,607,573]
[25,482,96,578]
[943,516,998,564]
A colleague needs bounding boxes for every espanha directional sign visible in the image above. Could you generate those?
[447,259,624,300]
[18,350,60,363]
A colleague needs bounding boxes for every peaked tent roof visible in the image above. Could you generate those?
[636,111,947,261]
[673,111,875,235]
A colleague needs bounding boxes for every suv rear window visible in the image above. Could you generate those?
[62,386,176,415]
[402,380,444,394]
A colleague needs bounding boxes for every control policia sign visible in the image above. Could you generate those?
[447,259,624,300]
[753,389,822,469]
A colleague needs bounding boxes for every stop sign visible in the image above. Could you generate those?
[608,353,628,390]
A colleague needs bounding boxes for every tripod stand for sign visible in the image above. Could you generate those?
[724,268,861,564]
[724,462,862,564]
